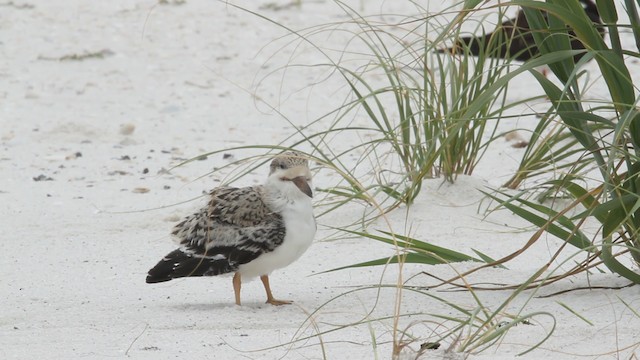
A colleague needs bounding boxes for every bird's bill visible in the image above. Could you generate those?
[291,176,313,198]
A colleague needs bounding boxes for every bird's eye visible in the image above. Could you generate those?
[279,164,286,169]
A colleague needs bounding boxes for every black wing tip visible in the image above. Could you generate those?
[146,263,175,283]
[145,249,184,284]
[146,273,172,283]
[145,248,239,284]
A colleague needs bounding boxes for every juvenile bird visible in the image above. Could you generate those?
[146,151,316,306]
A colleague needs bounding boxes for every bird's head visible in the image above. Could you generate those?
[267,151,313,198]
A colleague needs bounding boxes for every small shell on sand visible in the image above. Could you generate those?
[119,124,135,135]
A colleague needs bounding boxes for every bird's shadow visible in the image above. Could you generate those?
[167,301,281,312]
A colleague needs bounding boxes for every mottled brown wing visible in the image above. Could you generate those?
[145,186,286,283]
[206,186,276,227]
[171,186,283,249]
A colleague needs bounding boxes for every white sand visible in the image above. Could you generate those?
[2,1,639,359]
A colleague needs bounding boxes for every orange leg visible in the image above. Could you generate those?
[260,275,292,306]
[233,272,242,306]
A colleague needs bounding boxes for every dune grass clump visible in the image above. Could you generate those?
[188,0,640,357]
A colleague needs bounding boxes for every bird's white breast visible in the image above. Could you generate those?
[238,197,315,278]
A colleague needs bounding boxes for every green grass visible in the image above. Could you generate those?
[489,0,640,281]
[186,0,640,357]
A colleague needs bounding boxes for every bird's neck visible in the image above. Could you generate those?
[262,181,311,213]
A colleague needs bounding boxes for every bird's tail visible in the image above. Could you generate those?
[146,248,233,283]
[435,36,480,56]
